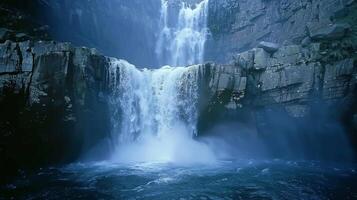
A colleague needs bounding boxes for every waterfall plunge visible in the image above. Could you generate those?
[156,0,209,67]
[108,60,215,164]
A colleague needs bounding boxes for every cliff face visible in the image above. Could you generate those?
[206,0,357,63]
[200,42,356,128]
[200,0,357,158]
[0,40,111,180]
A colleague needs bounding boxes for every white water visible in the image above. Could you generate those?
[156,0,209,67]
[107,0,212,165]
[108,59,215,164]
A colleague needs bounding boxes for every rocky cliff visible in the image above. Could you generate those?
[0,40,112,181]
[199,41,356,155]
[206,0,357,63]
[200,0,357,159]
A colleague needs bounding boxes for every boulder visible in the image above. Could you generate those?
[253,48,270,70]
[233,50,254,69]
[258,41,280,53]
[310,23,351,41]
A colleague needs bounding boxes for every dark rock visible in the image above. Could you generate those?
[323,59,356,100]
[0,28,13,42]
[0,40,111,180]
[310,23,351,41]
[15,33,30,41]
[0,41,20,73]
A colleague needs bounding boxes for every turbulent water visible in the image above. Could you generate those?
[2,160,357,200]
[156,0,209,66]
[108,59,214,164]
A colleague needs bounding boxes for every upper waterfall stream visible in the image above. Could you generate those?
[156,0,209,67]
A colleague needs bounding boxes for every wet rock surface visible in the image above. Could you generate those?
[0,40,111,182]
[200,0,357,151]
[197,37,357,160]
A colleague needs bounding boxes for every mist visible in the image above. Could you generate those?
[200,102,356,163]
[111,123,216,165]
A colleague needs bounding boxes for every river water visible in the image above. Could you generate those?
[1,160,357,200]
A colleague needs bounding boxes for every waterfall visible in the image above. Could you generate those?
[107,0,213,164]
[108,59,214,164]
[156,0,209,67]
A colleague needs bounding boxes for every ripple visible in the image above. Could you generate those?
[1,160,357,200]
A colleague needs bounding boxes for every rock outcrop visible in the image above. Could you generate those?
[197,35,357,159]
[0,40,111,181]
[202,42,356,115]
[200,0,357,155]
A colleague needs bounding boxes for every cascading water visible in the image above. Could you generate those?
[107,0,213,164]
[156,0,209,67]
[108,59,214,164]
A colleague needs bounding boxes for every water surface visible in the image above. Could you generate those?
[1,160,357,200]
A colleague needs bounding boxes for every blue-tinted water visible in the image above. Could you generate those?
[1,160,357,200]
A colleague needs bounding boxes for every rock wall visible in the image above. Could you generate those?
[201,42,356,120]
[198,35,357,160]
[206,0,357,63]
[0,40,112,181]
[201,1,357,156]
